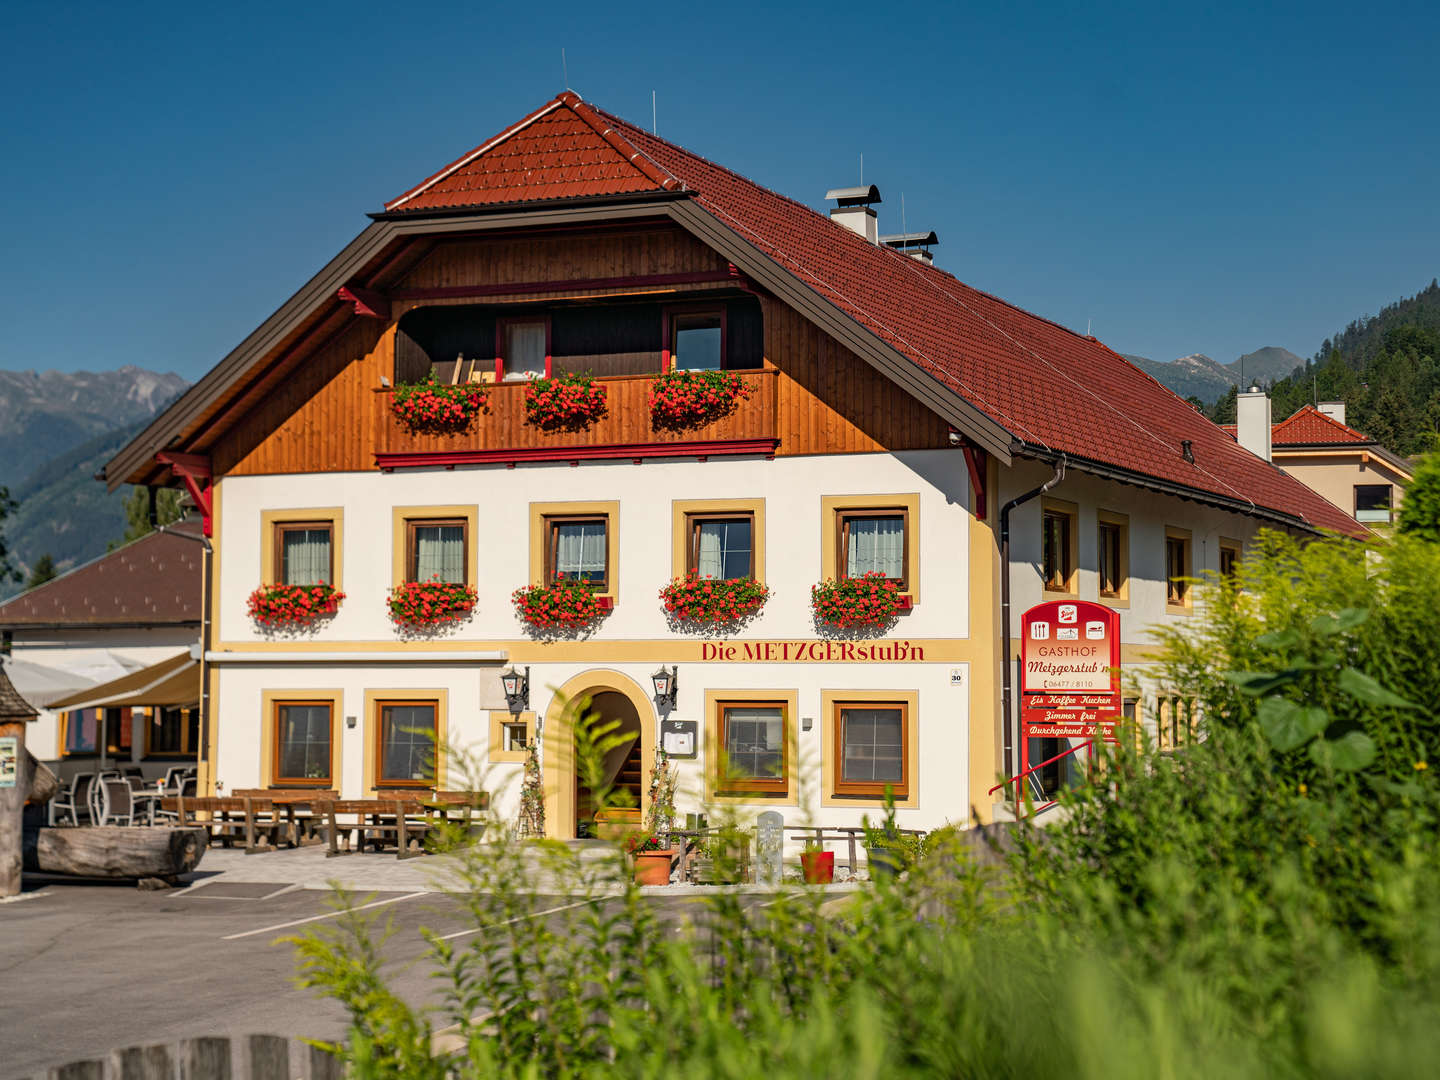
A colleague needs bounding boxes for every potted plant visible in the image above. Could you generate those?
[799,836,835,884]
[811,571,905,628]
[692,824,751,885]
[391,376,488,436]
[512,579,611,631]
[648,368,752,431]
[862,792,924,881]
[523,371,607,432]
[659,571,770,627]
[387,578,478,629]
[247,583,345,628]
[625,832,674,886]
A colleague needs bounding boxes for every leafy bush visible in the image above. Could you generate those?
[1398,451,1440,542]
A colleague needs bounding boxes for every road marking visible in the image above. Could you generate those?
[222,890,429,940]
[436,898,598,940]
[262,883,303,900]
[1,890,50,905]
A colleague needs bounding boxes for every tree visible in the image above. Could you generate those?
[25,553,56,590]
[1397,453,1440,542]
[119,485,182,546]
[0,487,18,584]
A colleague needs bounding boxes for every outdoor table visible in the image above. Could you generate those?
[130,789,163,825]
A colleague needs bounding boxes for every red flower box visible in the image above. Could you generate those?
[648,369,753,431]
[659,571,769,627]
[523,372,607,433]
[247,583,345,628]
[387,579,478,628]
[391,377,488,436]
[810,572,905,628]
[512,579,611,631]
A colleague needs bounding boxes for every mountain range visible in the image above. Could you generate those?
[0,367,189,593]
[1122,347,1306,404]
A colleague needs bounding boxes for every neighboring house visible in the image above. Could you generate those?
[99,92,1363,834]
[0,519,203,779]
[1229,397,1412,525]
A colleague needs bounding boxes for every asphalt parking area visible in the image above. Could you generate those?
[0,877,770,1078]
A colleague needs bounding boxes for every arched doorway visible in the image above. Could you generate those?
[542,670,657,840]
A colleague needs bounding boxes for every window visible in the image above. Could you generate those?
[838,510,908,587]
[671,311,723,371]
[1355,484,1393,524]
[377,701,438,787]
[147,707,199,757]
[1041,504,1076,593]
[502,722,529,752]
[717,701,788,795]
[62,708,130,757]
[1097,512,1129,602]
[1219,539,1242,580]
[1166,529,1192,608]
[273,702,333,785]
[834,702,909,798]
[498,318,548,381]
[407,519,468,584]
[686,512,755,580]
[489,710,534,763]
[275,522,333,586]
[546,516,608,587]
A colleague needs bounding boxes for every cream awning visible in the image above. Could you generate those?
[46,651,199,711]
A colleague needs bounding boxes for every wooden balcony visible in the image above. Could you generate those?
[374,369,780,470]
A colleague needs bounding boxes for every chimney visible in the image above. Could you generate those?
[1236,386,1272,462]
[826,185,881,244]
[880,230,940,264]
[1317,400,1346,426]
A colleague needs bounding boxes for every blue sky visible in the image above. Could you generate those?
[2,1,1436,381]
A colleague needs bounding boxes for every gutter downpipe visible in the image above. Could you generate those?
[999,453,1067,780]
[154,499,213,792]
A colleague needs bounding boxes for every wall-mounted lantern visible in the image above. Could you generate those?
[651,665,678,719]
[501,665,530,716]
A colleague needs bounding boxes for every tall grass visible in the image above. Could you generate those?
[293,535,1440,1077]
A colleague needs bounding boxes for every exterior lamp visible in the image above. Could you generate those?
[651,665,678,718]
[501,665,530,715]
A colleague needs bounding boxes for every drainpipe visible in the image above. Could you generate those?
[999,454,1067,780]
[155,511,213,790]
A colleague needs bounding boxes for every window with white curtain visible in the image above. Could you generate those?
[278,524,333,586]
[409,520,467,584]
[503,320,547,381]
[688,514,753,580]
[840,511,906,584]
[549,517,608,586]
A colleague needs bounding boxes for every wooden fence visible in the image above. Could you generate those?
[26,1034,341,1080]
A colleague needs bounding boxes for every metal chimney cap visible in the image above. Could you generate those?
[825,184,882,207]
[879,230,939,249]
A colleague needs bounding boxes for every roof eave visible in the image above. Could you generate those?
[367,188,694,222]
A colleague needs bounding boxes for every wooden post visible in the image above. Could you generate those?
[0,663,39,898]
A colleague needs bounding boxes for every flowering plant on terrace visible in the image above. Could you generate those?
[810,571,904,628]
[624,831,667,855]
[247,583,345,628]
[391,376,488,436]
[512,579,609,631]
[387,578,478,628]
[660,570,769,626]
[523,371,607,433]
[648,368,752,431]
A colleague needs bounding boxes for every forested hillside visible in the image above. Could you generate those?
[1208,280,1440,455]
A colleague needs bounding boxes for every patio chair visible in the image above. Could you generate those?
[154,775,197,822]
[88,770,121,822]
[50,771,94,826]
[160,765,188,794]
[95,777,134,826]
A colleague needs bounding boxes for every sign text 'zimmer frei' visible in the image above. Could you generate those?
[1020,600,1122,742]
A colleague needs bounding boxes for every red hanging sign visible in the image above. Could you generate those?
[1020,600,1122,754]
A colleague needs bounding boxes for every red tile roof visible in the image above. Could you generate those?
[0,521,202,627]
[387,94,1365,538]
[386,94,678,213]
[1271,404,1371,446]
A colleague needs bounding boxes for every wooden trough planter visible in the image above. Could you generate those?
[23,823,207,885]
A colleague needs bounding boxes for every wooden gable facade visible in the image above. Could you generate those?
[210,223,951,480]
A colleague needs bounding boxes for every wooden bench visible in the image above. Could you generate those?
[159,796,279,852]
[324,791,490,860]
[230,789,338,850]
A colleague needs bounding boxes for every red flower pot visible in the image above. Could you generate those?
[800,850,835,884]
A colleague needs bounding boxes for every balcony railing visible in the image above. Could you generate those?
[375,369,780,470]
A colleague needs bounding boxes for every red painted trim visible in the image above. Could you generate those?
[155,452,214,537]
[338,285,391,320]
[495,314,553,380]
[375,438,780,472]
[389,269,740,302]
[897,595,914,611]
[961,443,988,521]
